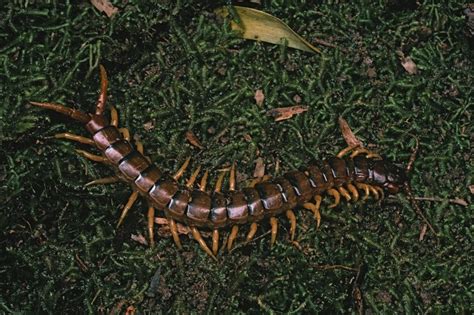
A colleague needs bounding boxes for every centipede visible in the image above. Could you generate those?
[31,66,426,260]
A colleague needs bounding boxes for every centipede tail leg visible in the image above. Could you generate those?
[116,190,139,228]
[147,206,155,247]
[95,65,108,115]
[30,101,90,123]
[337,145,359,158]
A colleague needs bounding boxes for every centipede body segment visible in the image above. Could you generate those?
[31,66,409,260]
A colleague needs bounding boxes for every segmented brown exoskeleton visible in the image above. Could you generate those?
[31,66,411,260]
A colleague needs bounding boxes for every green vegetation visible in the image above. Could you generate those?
[0,1,472,313]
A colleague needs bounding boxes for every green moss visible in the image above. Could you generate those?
[0,0,472,313]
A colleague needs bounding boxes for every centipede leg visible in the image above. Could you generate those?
[54,133,95,146]
[186,165,202,188]
[168,218,182,249]
[304,195,322,229]
[227,225,239,251]
[327,188,341,208]
[119,128,131,142]
[214,170,227,192]
[229,162,236,191]
[117,191,138,228]
[95,65,108,116]
[270,217,278,247]
[173,157,192,181]
[110,105,118,127]
[374,186,384,199]
[212,229,219,256]
[336,145,359,158]
[191,227,216,261]
[147,206,155,247]
[337,186,352,202]
[350,147,382,160]
[367,184,380,200]
[246,222,258,242]
[116,190,139,228]
[347,183,359,202]
[85,176,121,187]
[199,170,209,191]
[30,101,90,123]
[75,149,109,163]
[356,183,370,200]
[286,210,297,241]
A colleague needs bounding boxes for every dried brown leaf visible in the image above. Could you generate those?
[131,233,148,246]
[185,131,204,149]
[338,117,362,147]
[155,218,191,236]
[254,89,265,106]
[419,224,428,241]
[90,0,118,18]
[401,56,418,75]
[469,185,474,195]
[267,105,308,122]
[253,157,265,178]
[143,121,155,131]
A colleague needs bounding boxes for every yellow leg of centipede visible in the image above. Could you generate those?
[75,149,109,164]
[210,170,228,255]
[186,165,201,188]
[110,105,118,127]
[350,147,382,160]
[245,222,258,242]
[374,186,384,199]
[116,190,139,228]
[227,225,239,251]
[248,175,272,188]
[173,157,192,181]
[337,186,352,202]
[336,145,359,158]
[119,128,131,142]
[191,227,216,261]
[327,188,341,208]
[199,170,209,191]
[346,183,359,202]
[168,218,182,249]
[355,183,370,200]
[84,176,121,187]
[286,210,296,241]
[270,217,278,247]
[212,229,219,256]
[366,184,380,200]
[303,195,322,229]
[147,206,155,247]
[54,133,95,146]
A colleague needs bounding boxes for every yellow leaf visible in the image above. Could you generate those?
[215,6,321,54]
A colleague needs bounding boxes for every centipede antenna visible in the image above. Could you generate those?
[30,101,90,123]
[404,184,437,236]
[95,64,108,115]
[406,136,419,175]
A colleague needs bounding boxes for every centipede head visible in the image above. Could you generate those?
[382,161,408,194]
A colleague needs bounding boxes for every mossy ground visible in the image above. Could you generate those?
[0,1,472,313]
